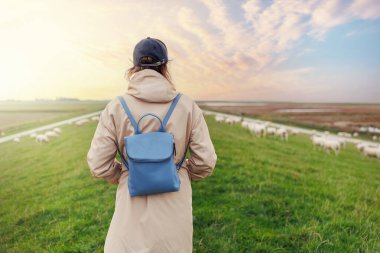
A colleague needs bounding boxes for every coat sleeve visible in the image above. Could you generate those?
[87,103,122,184]
[186,102,217,181]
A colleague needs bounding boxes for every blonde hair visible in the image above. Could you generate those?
[127,56,171,82]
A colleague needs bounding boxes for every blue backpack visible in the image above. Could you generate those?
[116,93,187,197]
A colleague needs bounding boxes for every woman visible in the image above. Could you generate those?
[87,37,217,253]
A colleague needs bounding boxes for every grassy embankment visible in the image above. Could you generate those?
[0,116,379,252]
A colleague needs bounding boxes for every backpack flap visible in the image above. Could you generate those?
[125,132,174,162]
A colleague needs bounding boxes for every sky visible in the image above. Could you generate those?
[0,0,379,103]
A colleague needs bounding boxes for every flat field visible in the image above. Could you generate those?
[199,102,380,138]
[0,100,107,136]
[0,115,379,252]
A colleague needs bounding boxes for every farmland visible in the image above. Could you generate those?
[0,100,107,136]
[199,101,380,139]
[0,111,379,252]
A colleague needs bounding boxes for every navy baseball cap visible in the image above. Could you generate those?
[133,37,168,67]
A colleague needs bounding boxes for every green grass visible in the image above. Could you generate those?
[0,116,379,252]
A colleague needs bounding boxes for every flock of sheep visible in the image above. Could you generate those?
[211,112,380,160]
[11,115,100,144]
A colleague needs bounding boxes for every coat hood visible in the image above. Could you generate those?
[127,69,178,103]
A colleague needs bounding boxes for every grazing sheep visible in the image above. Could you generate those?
[225,117,234,125]
[338,132,352,138]
[275,128,288,141]
[30,133,37,138]
[363,146,380,158]
[35,135,49,143]
[75,119,90,126]
[13,137,21,143]
[45,131,58,138]
[53,128,61,134]
[241,121,250,129]
[290,129,300,135]
[215,115,224,123]
[311,135,325,150]
[248,123,267,137]
[266,127,277,136]
[323,139,341,155]
[91,116,100,121]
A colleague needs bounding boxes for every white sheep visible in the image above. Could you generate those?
[35,134,49,143]
[290,129,300,135]
[75,119,90,126]
[311,135,325,150]
[45,131,59,138]
[241,121,250,129]
[363,146,380,158]
[266,127,277,136]
[275,128,288,141]
[53,128,62,134]
[250,123,267,137]
[215,115,224,123]
[225,117,234,125]
[13,137,21,143]
[323,139,341,155]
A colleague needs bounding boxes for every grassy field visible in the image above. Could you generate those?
[0,116,379,252]
[0,100,107,136]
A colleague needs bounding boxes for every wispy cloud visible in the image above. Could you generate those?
[0,0,379,102]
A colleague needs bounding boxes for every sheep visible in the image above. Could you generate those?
[266,127,277,136]
[323,139,341,155]
[91,116,100,121]
[45,131,59,138]
[215,115,224,123]
[338,132,352,138]
[53,128,61,134]
[363,146,380,158]
[225,117,234,125]
[290,129,300,135]
[75,119,90,126]
[13,137,21,143]
[311,135,325,150]
[241,121,250,129]
[248,123,267,137]
[35,135,49,143]
[232,116,242,124]
[275,128,288,141]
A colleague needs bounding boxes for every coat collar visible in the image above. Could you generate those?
[127,69,178,102]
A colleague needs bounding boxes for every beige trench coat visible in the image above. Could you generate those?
[87,69,217,253]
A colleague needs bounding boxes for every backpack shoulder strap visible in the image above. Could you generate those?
[163,93,182,128]
[116,144,129,171]
[176,142,189,170]
[118,96,138,133]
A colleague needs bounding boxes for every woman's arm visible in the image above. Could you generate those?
[87,103,122,184]
[186,102,217,181]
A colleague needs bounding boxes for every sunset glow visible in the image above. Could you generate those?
[0,0,379,102]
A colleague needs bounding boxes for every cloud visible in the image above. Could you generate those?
[0,0,379,101]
